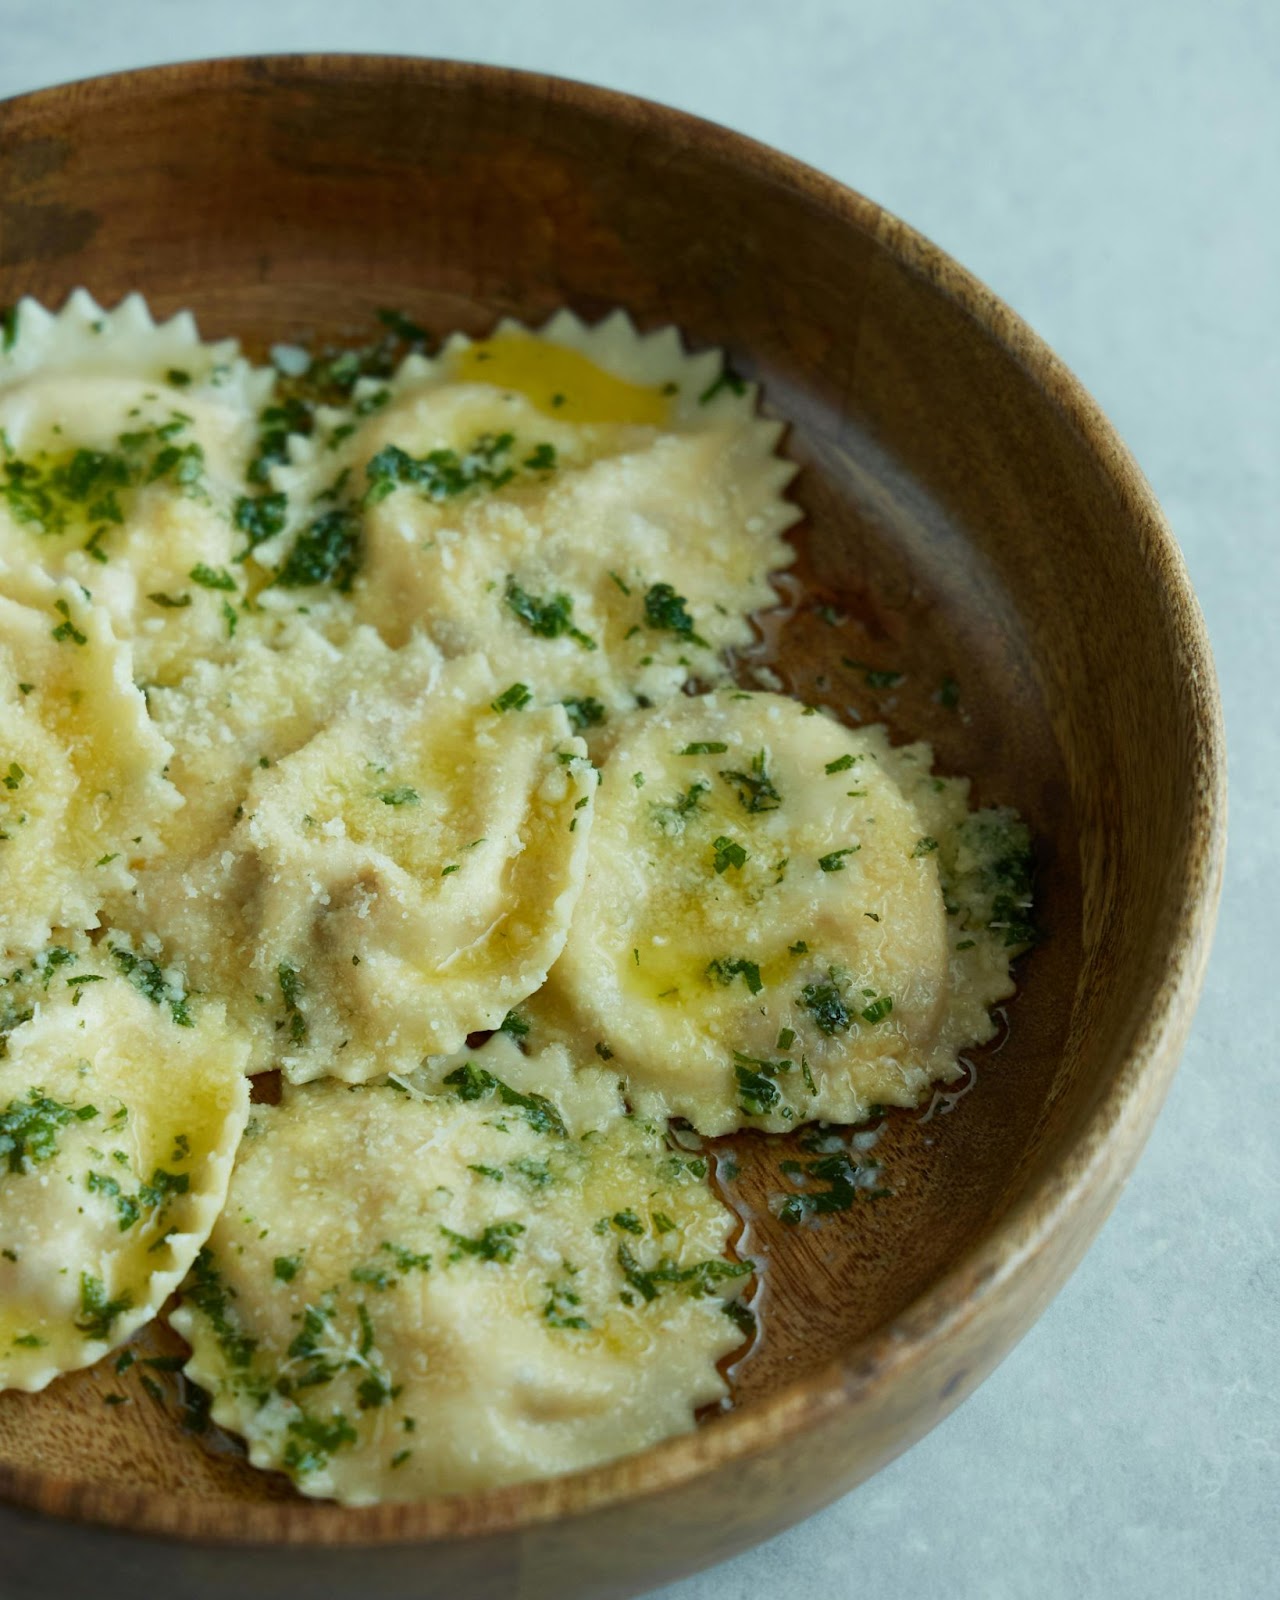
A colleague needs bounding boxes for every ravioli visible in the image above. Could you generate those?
[131,618,412,863]
[250,312,797,727]
[227,653,595,1082]
[407,1030,627,1136]
[1,292,271,682]
[0,584,180,950]
[172,1066,748,1503]
[0,959,249,1389]
[548,693,1018,1134]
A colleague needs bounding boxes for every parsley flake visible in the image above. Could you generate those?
[711,836,748,874]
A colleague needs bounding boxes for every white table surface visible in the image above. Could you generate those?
[2,2,1276,1596]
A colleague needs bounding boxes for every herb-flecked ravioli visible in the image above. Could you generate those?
[102,628,443,1075]
[0,584,180,950]
[1,294,272,683]
[265,316,798,723]
[171,1070,748,1502]
[408,1029,627,1136]
[0,959,250,1389]
[219,653,596,1083]
[125,618,415,865]
[546,693,1024,1135]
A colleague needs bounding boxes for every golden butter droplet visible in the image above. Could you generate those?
[450,334,670,426]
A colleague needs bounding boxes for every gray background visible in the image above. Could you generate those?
[1,2,1276,1596]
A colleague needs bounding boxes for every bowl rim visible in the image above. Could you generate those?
[0,50,1227,1548]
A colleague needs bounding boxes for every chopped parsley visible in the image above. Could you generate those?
[86,1170,140,1231]
[650,779,709,833]
[504,576,595,648]
[248,397,312,486]
[774,1150,890,1224]
[376,308,429,345]
[189,563,236,591]
[283,1410,357,1475]
[860,995,894,1024]
[711,835,748,874]
[543,1279,591,1330]
[2,762,24,790]
[616,1242,752,1303]
[678,741,728,755]
[491,682,532,713]
[364,432,516,506]
[182,1248,256,1367]
[911,836,939,858]
[233,490,288,554]
[698,368,747,405]
[724,1298,757,1337]
[273,1254,302,1283]
[719,749,781,813]
[642,582,708,648]
[146,440,205,490]
[440,1220,524,1264]
[818,847,859,872]
[497,1010,530,1040]
[50,598,87,645]
[562,696,606,730]
[275,507,361,591]
[799,980,852,1036]
[729,1056,790,1120]
[378,786,420,807]
[110,945,193,1027]
[0,1090,97,1173]
[707,957,763,995]
[351,1241,432,1289]
[442,1063,566,1136]
[942,810,1037,949]
[824,753,856,775]
[356,1368,399,1411]
[277,962,307,1045]
[0,438,160,540]
[75,1272,133,1341]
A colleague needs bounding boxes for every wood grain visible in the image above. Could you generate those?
[0,55,1225,1599]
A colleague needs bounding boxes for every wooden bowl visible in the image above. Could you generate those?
[0,55,1225,1599]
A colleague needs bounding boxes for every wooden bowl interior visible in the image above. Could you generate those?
[0,56,1220,1576]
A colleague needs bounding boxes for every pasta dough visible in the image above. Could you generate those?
[0,958,249,1389]
[0,583,179,950]
[249,311,799,728]
[1,292,271,682]
[120,652,595,1081]
[172,1064,748,1503]
[548,695,1022,1134]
